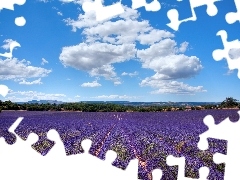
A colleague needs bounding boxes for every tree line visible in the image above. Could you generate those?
[0,97,239,113]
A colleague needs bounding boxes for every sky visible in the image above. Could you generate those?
[0,0,239,102]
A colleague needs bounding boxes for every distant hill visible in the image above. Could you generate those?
[16,100,220,107]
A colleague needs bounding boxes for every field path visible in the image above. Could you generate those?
[120,128,152,180]
[94,115,120,156]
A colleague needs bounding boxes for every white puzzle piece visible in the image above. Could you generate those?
[167,0,220,31]
[225,0,240,24]
[0,117,141,180]
[82,0,125,21]
[212,30,240,79]
[167,155,209,179]
[198,111,240,180]
[0,0,26,26]
[131,0,161,12]
[0,85,9,97]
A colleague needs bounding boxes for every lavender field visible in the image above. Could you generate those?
[0,110,239,179]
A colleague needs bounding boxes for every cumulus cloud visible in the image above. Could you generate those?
[0,58,51,80]
[60,42,133,84]
[60,42,136,70]
[137,29,174,45]
[60,7,145,85]
[60,5,204,93]
[19,78,43,85]
[64,11,99,31]
[178,42,189,53]
[135,31,203,94]
[81,80,102,87]
[137,39,203,80]
[89,65,121,84]
[140,75,206,95]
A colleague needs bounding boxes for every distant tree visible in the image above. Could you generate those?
[220,97,239,108]
[178,107,184,111]
[0,100,2,113]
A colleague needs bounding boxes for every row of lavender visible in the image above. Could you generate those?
[0,110,239,179]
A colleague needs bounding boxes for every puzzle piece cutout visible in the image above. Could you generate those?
[67,138,143,180]
[0,0,26,26]
[212,30,240,78]
[0,85,9,97]
[0,116,153,180]
[3,112,239,179]
[0,0,25,11]
[225,0,240,24]
[198,110,240,179]
[0,118,90,180]
[167,155,209,180]
[82,0,125,21]
[0,115,21,145]
[0,117,44,180]
[131,0,161,12]
[167,0,220,31]
[0,116,84,180]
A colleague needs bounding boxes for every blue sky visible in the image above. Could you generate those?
[0,0,239,102]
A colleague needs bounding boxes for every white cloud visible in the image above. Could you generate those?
[91,94,139,100]
[57,11,63,16]
[1,39,18,50]
[137,29,174,45]
[121,71,138,77]
[38,0,52,3]
[41,58,49,65]
[19,78,43,85]
[60,42,136,70]
[89,65,121,84]
[138,42,205,94]
[83,19,151,44]
[64,11,99,32]
[137,39,202,80]
[75,95,81,98]
[60,42,134,84]
[178,42,189,53]
[81,80,102,87]
[60,7,147,85]
[59,0,80,3]
[60,5,204,93]
[224,69,234,76]
[140,75,206,95]
[6,90,66,102]
[113,81,122,85]
[0,58,51,80]
[229,48,240,59]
